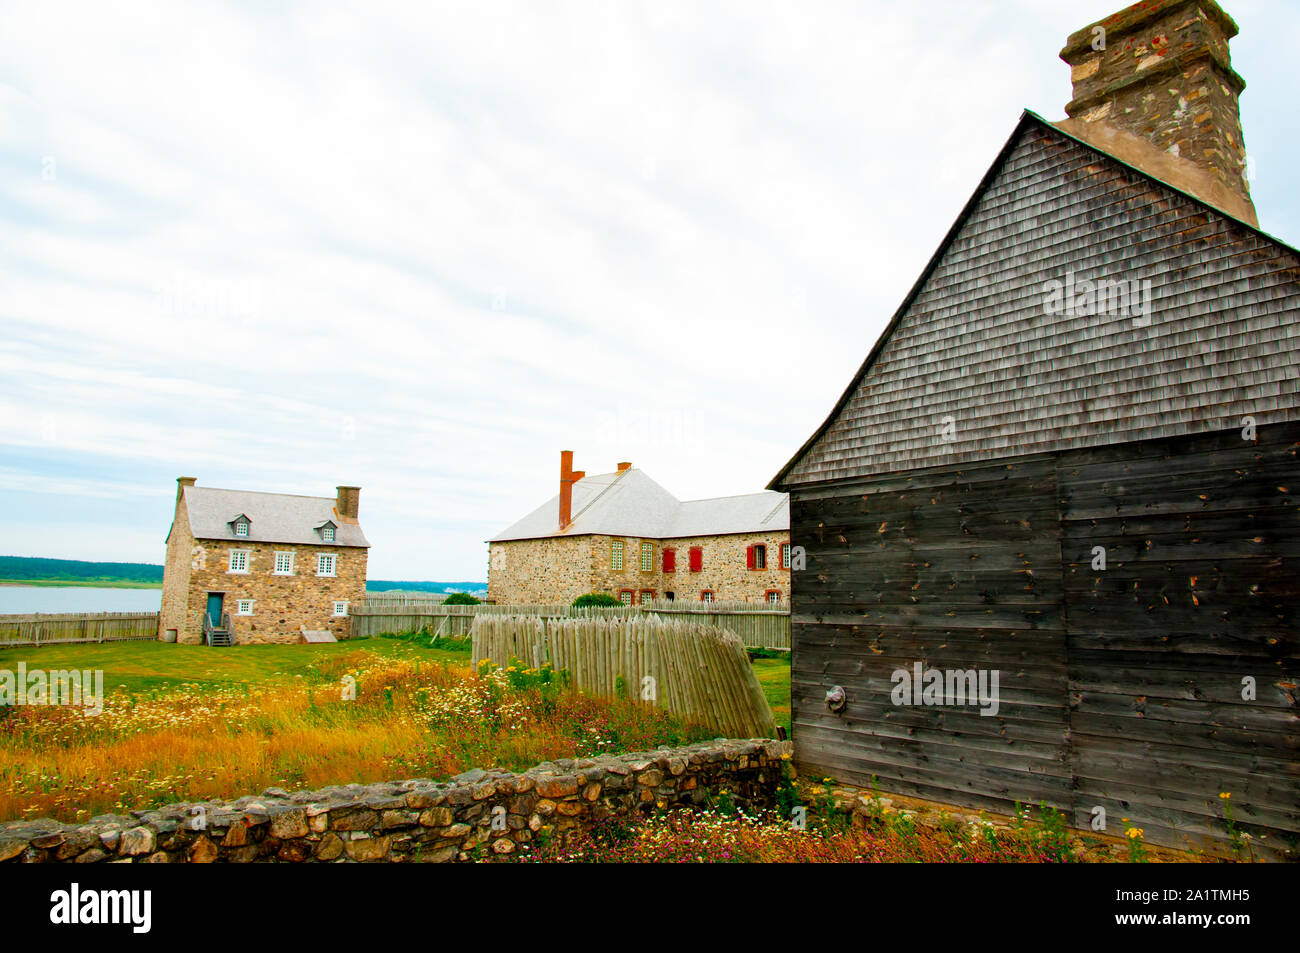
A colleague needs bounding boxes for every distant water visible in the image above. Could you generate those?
[0,586,163,615]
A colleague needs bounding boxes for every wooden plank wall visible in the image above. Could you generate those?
[1059,421,1299,851]
[791,454,1072,814]
[791,422,1299,854]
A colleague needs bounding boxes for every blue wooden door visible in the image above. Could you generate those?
[206,593,224,626]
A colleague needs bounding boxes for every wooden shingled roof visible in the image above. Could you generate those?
[771,111,1300,490]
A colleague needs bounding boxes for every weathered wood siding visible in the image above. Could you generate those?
[1059,421,1299,849]
[791,455,1074,815]
[792,421,1298,854]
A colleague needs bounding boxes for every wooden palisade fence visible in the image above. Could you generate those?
[0,612,160,647]
[358,592,451,607]
[347,603,638,639]
[349,600,790,650]
[641,599,790,652]
[470,615,777,739]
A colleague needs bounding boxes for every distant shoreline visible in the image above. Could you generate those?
[0,579,164,590]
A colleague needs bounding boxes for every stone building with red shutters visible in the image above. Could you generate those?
[487,452,790,606]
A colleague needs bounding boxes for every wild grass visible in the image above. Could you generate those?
[750,656,790,732]
[518,810,1063,863]
[519,781,1125,864]
[0,636,712,823]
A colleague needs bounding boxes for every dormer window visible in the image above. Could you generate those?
[317,521,337,542]
[232,516,250,537]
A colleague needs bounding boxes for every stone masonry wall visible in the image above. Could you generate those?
[158,497,194,642]
[180,540,368,644]
[1061,0,1250,207]
[489,532,790,605]
[651,532,791,603]
[0,739,790,863]
[486,535,594,605]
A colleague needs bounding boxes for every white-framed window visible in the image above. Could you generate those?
[640,542,653,571]
[228,550,249,573]
[273,551,295,575]
[700,590,715,603]
[781,543,792,569]
[322,526,335,542]
[610,540,624,571]
[618,589,633,606]
[332,600,349,617]
[236,599,254,616]
[766,590,781,605]
[234,519,250,537]
[317,553,337,577]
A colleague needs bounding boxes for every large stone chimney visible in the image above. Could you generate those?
[1058,0,1256,225]
[336,486,361,522]
[557,451,585,531]
[176,476,196,507]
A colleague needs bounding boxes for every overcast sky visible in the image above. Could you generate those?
[1,0,1297,580]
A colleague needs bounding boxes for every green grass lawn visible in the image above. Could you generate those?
[0,635,471,695]
[751,655,791,732]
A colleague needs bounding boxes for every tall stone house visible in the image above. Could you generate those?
[488,452,790,605]
[159,478,370,644]
[770,0,1299,853]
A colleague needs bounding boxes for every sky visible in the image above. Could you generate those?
[1,0,1297,581]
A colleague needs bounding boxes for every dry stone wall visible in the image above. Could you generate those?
[0,739,790,864]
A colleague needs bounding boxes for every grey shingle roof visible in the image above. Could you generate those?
[184,486,369,548]
[772,110,1300,489]
[667,492,788,537]
[490,468,788,542]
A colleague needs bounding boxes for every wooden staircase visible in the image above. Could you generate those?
[203,612,233,647]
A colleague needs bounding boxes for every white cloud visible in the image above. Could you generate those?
[0,0,1295,578]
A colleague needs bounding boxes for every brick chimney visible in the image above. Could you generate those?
[616,461,632,472]
[1059,0,1256,225]
[558,451,585,531]
[336,486,361,522]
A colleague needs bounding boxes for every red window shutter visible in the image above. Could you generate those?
[689,547,702,572]
[663,548,676,573]
[746,545,755,570]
